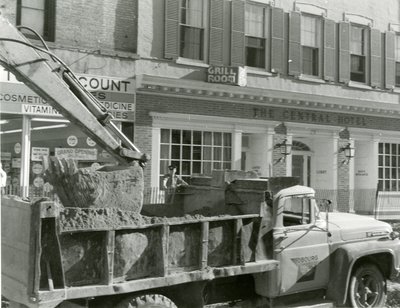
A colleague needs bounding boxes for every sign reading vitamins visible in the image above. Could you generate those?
[207,66,247,86]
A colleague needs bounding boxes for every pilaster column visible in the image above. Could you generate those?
[20,115,31,198]
[232,129,242,170]
[151,127,161,187]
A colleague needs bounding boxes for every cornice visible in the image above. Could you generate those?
[136,75,400,119]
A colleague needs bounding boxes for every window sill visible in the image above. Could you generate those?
[347,81,372,90]
[176,57,209,68]
[393,87,400,94]
[245,67,273,77]
[298,75,326,84]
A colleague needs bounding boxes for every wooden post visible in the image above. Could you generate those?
[161,225,170,276]
[233,219,244,265]
[200,221,209,269]
[106,231,115,284]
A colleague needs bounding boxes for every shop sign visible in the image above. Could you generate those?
[22,104,60,116]
[86,137,96,147]
[0,65,20,83]
[207,66,247,86]
[77,75,135,94]
[98,101,135,121]
[12,158,21,168]
[31,147,50,162]
[67,135,78,147]
[32,163,44,175]
[33,176,44,187]
[1,152,12,160]
[14,143,21,154]
[55,148,97,161]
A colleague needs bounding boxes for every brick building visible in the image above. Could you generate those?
[1,0,400,216]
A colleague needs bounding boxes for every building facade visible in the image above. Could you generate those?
[1,0,400,216]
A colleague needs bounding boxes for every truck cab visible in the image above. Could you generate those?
[254,185,400,307]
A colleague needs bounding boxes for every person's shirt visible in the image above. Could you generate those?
[163,174,187,189]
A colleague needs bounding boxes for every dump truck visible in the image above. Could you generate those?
[1,16,400,308]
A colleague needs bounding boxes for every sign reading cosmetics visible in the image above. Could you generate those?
[207,66,247,87]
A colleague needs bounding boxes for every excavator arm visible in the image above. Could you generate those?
[0,16,149,166]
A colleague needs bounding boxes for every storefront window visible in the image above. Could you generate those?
[1,115,121,199]
[378,143,400,191]
[160,129,232,182]
[1,115,23,195]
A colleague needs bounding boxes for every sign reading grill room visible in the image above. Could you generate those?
[207,66,247,86]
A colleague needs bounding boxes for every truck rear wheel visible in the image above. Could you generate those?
[348,263,386,308]
[115,294,177,308]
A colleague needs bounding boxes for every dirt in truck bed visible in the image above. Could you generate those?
[59,207,220,232]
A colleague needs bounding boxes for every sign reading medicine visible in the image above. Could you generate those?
[207,66,247,87]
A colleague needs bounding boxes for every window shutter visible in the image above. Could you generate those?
[209,0,224,65]
[271,7,284,73]
[231,0,245,66]
[385,31,395,89]
[324,18,336,81]
[164,0,180,59]
[338,21,350,83]
[288,11,301,76]
[370,28,381,88]
[44,0,56,42]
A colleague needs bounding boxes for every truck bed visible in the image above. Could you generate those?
[1,196,278,308]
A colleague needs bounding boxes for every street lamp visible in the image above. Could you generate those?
[274,138,292,163]
[339,142,355,164]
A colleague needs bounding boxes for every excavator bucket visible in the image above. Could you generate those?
[44,157,144,213]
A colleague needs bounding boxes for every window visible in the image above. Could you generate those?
[396,35,400,87]
[245,4,267,68]
[17,0,55,42]
[179,0,204,60]
[350,25,367,82]
[378,143,400,191]
[301,15,320,76]
[283,197,312,226]
[160,129,232,182]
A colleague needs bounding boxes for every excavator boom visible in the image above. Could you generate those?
[0,16,148,166]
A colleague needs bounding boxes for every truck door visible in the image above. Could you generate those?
[274,195,330,295]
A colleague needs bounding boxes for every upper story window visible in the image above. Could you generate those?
[179,0,204,60]
[16,0,55,42]
[396,34,400,87]
[301,14,321,76]
[245,4,267,68]
[350,25,367,83]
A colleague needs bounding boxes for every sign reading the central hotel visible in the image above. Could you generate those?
[207,66,247,86]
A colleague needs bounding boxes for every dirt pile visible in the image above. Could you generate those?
[44,157,143,213]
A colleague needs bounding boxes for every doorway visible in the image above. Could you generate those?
[291,141,312,186]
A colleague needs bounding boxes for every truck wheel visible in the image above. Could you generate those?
[348,263,386,308]
[115,294,177,308]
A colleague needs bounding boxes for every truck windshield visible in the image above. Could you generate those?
[282,196,312,226]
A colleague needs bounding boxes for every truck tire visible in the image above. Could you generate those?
[115,294,177,308]
[348,263,386,308]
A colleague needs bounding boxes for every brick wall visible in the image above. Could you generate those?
[337,139,350,212]
[56,0,137,52]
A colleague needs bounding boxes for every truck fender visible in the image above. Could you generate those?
[326,243,398,306]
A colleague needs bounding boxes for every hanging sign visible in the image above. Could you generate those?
[14,143,21,154]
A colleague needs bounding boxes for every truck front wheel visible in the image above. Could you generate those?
[115,294,177,308]
[348,263,386,308]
